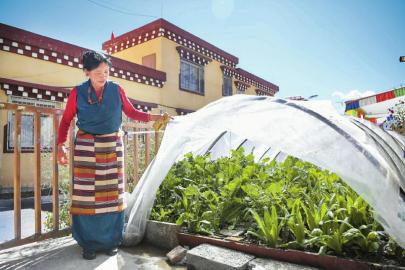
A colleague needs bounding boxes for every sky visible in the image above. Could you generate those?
[0,0,404,112]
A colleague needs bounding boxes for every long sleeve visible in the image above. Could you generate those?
[119,86,151,122]
[57,88,77,145]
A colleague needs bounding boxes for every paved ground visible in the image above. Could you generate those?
[0,209,48,243]
[0,236,186,270]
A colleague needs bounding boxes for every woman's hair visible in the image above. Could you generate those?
[82,50,112,71]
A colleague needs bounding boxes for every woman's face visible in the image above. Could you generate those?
[86,62,109,90]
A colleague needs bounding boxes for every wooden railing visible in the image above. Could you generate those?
[0,102,163,249]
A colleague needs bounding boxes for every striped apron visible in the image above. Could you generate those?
[71,130,126,215]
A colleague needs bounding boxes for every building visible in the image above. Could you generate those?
[0,18,279,190]
[344,86,405,124]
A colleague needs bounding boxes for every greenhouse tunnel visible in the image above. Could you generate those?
[122,95,405,249]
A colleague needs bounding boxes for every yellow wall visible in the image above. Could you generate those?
[0,90,8,188]
[112,37,163,70]
[0,51,85,87]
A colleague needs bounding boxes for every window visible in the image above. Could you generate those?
[223,75,232,96]
[237,88,245,95]
[6,113,53,151]
[142,53,156,69]
[236,84,246,95]
[180,60,204,94]
[4,96,60,152]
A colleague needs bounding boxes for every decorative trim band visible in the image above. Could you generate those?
[128,98,157,112]
[234,81,249,92]
[177,46,212,66]
[175,108,195,115]
[0,78,69,102]
[235,68,279,93]
[255,89,274,96]
[102,19,238,67]
[0,24,167,88]
[221,66,278,95]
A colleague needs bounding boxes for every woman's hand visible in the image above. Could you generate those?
[57,144,68,166]
[151,113,174,131]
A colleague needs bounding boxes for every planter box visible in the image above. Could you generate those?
[177,232,405,270]
[146,221,404,270]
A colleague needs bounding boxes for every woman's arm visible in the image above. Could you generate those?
[119,86,152,122]
[57,88,77,145]
[57,88,77,165]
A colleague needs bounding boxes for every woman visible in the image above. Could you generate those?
[57,51,168,260]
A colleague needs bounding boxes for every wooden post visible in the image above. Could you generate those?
[13,110,22,240]
[145,130,150,167]
[52,114,59,231]
[154,129,160,154]
[34,111,41,236]
[133,128,139,186]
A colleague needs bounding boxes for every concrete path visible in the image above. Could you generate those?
[0,236,186,270]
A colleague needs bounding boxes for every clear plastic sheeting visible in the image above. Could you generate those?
[123,95,405,248]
